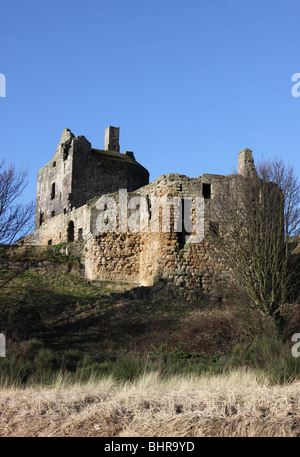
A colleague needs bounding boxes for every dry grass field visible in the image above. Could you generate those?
[1,370,300,437]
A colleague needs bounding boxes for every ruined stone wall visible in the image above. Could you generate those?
[72,148,149,203]
[136,174,232,297]
[158,239,232,300]
[30,170,233,297]
[35,129,75,230]
[30,205,90,246]
[81,173,232,297]
[85,233,141,284]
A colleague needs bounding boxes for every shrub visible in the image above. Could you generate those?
[35,348,58,369]
[61,349,89,372]
[18,339,44,361]
[230,337,300,383]
[111,354,149,382]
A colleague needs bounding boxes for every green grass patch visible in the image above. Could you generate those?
[230,336,300,384]
[1,336,299,387]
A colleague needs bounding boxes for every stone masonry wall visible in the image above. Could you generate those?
[29,205,89,246]
[85,233,141,284]
[83,173,232,297]
[35,129,75,230]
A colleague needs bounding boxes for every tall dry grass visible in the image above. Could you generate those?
[0,370,300,437]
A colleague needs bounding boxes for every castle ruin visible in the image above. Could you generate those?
[27,127,257,299]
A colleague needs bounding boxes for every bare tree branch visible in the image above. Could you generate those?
[209,158,300,329]
[0,160,35,289]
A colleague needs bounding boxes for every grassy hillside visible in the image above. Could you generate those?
[0,250,299,387]
[0,264,274,354]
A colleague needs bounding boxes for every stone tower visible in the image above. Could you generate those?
[104,126,120,152]
[34,126,149,231]
[238,148,257,177]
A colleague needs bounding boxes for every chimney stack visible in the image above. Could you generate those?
[104,126,120,152]
[238,148,257,177]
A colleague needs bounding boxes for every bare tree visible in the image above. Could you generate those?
[209,158,300,329]
[0,160,34,287]
[0,160,34,244]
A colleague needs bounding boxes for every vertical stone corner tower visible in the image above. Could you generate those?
[104,126,120,152]
[238,148,257,177]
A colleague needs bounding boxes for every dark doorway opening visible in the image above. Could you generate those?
[67,221,75,242]
[39,212,45,226]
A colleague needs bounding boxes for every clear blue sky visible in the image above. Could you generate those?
[1,0,300,204]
